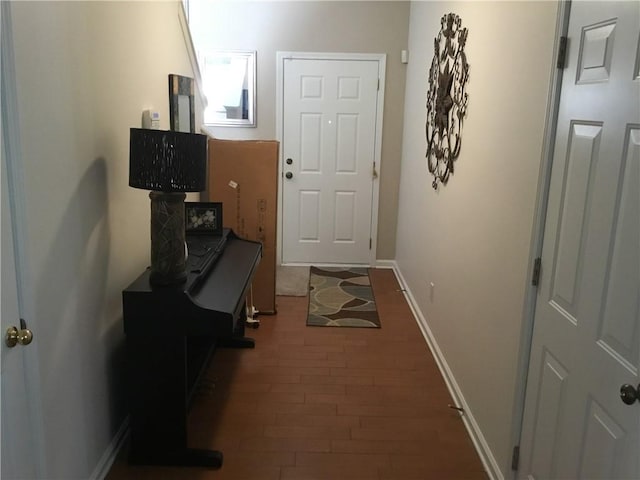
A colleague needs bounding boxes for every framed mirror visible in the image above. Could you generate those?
[169,74,195,133]
[199,50,256,127]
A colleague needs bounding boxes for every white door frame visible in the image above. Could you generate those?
[508,1,571,477]
[275,51,386,267]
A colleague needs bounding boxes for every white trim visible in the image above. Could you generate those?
[279,261,393,270]
[508,2,570,478]
[177,2,206,110]
[281,262,368,269]
[275,52,284,266]
[90,418,130,480]
[275,51,386,267]
[370,54,385,267]
[374,259,395,269]
[390,261,501,480]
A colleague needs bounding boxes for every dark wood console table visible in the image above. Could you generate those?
[122,230,261,468]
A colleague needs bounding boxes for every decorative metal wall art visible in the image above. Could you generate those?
[425,13,469,189]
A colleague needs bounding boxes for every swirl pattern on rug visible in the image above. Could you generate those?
[307,267,380,328]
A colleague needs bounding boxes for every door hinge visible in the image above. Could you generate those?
[369,238,372,249]
[532,257,542,286]
[511,445,520,471]
[377,78,380,91]
[557,36,568,69]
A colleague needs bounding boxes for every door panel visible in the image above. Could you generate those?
[334,191,356,241]
[336,114,358,172]
[299,190,320,241]
[576,20,616,84]
[597,126,639,369]
[551,122,601,317]
[519,2,639,479]
[282,57,379,264]
[300,114,322,171]
[528,351,568,479]
[579,399,627,479]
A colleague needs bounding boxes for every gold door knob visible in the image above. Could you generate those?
[5,325,33,347]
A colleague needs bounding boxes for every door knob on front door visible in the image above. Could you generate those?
[5,321,33,348]
[285,172,293,179]
[620,384,639,405]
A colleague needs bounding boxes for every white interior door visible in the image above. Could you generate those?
[1,3,42,477]
[1,144,39,480]
[519,2,639,478]
[281,56,381,265]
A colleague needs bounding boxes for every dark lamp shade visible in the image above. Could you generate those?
[129,128,207,192]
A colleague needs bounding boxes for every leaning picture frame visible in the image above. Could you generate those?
[185,202,223,235]
[169,74,195,133]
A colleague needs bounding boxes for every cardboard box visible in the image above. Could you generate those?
[205,138,279,314]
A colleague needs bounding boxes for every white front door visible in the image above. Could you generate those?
[1,3,43,477]
[280,55,382,264]
[519,1,639,478]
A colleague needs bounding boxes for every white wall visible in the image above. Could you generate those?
[396,1,558,477]
[187,1,410,260]
[9,1,201,477]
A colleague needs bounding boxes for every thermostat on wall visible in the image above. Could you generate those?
[142,110,160,129]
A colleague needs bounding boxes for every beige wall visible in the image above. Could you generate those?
[9,1,200,477]
[395,1,559,477]
[188,1,410,259]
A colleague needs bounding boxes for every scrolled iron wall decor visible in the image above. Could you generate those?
[425,13,469,189]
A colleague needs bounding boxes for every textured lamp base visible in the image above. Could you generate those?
[149,191,187,285]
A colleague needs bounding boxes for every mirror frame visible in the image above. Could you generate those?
[200,50,257,128]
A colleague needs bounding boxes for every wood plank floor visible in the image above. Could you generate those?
[106,268,487,480]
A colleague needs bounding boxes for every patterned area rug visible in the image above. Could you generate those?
[307,267,380,328]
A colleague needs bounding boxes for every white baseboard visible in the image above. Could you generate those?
[90,417,129,480]
[389,261,503,480]
[374,259,395,269]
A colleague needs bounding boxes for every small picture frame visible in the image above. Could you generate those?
[185,202,223,235]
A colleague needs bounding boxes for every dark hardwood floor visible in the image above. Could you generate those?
[107,268,487,479]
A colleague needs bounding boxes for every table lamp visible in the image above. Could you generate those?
[129,128,207,286]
